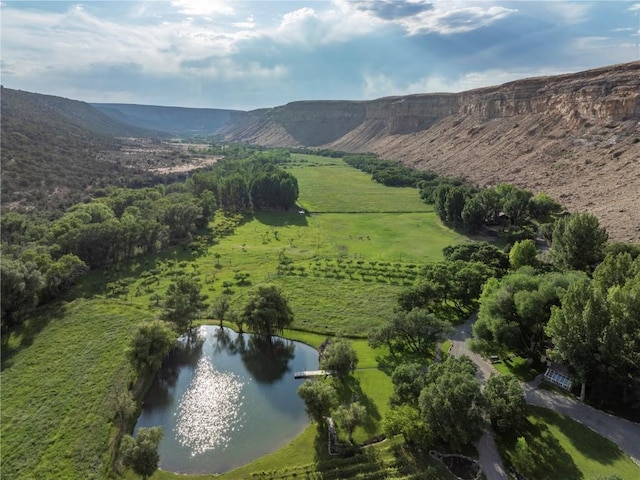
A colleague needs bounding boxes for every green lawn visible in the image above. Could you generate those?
[288,154,431,213]
[492,356,542,382]
[497,406,640,480]
[311,212,466,263]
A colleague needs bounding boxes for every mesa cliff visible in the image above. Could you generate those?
[220,61,640,242]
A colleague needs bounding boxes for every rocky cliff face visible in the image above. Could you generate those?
[221,62,640,242]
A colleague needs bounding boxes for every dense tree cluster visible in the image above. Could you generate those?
[425,181,563,240]
[343,153,439,187]
[546,251,640,404]
[384,356,526,449]
[369,308,452,357]
[551,212,608,271]
[471,268,583,357]
[319,338,359,380]
[161,277,207,334]
[397,259,495,322]
[190,150,299,212]
[0,150,301,331]
[119,426,163,480]
[297,379,338,425]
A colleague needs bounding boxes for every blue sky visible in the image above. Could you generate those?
[1,1,638,110]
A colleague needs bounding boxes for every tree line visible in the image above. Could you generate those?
[343,153,441,187]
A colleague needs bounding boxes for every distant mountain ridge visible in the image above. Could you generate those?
[1,87,155,209]
[92,103,246,135]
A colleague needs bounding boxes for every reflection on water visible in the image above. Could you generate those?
[239,335,296,384]
[175,358,244,456]
[135,326,318,474]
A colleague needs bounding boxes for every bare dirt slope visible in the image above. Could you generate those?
[221,62,640,242]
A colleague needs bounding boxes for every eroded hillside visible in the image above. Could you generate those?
[220,62,640,242]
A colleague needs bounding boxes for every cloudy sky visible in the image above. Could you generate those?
[1,1,638,110]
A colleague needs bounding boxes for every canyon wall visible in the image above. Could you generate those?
[220,62,640,242]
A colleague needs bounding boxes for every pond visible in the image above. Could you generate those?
[134,325,319,474]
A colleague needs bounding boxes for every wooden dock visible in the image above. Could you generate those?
[294,370,330,379]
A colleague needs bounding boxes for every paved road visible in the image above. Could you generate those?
[523,376,640,466]
[449,313,508,480]
[447,313,640,477]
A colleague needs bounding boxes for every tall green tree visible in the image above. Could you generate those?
[382,404,431,446]
[128,321,174,373]
[545,277,608,401]
[497,183,532,226]
[368,308,453,357]
[0,256,44,329]
[120,427,163,480]
[484,374,526,433]
[390,362,427,407]
[211,295,231,327]
[418,356,485,450]
[443,242,509,275]
[551,213,608,271]
[162,277,206,334]
[472,270,581,356]
[320,338,359,380]
[334,402,366,444]
[509,239,539,269]
[529,192,562,222]
[297,379,338,425]
[242,284,293,337]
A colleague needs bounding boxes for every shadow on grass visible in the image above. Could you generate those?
[333,376,381,436]
[498,414,581,480]
[1,303,65,372]
[252,210,309,227]
[496,356,542,383]
[390,442,457,479]
[375,350,430,376]
[535,407,628,468]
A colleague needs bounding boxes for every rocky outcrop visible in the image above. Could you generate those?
[220,62,640,242]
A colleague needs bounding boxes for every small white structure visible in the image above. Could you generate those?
[294,370,330,379]
[544,362,573,391]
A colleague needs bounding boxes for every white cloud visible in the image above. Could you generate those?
[334,0,519,36]
[273,4,380,46]
[363,66,578,99]
[170,0,234,17]
[233,15,256,30]
[0,3,261,80]
[628,3,640,12]
[544,1,594,25]
[398,5,517,35]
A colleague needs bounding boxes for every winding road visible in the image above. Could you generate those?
[447,313,640,480]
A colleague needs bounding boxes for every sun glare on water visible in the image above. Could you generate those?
[175,358,246,456]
